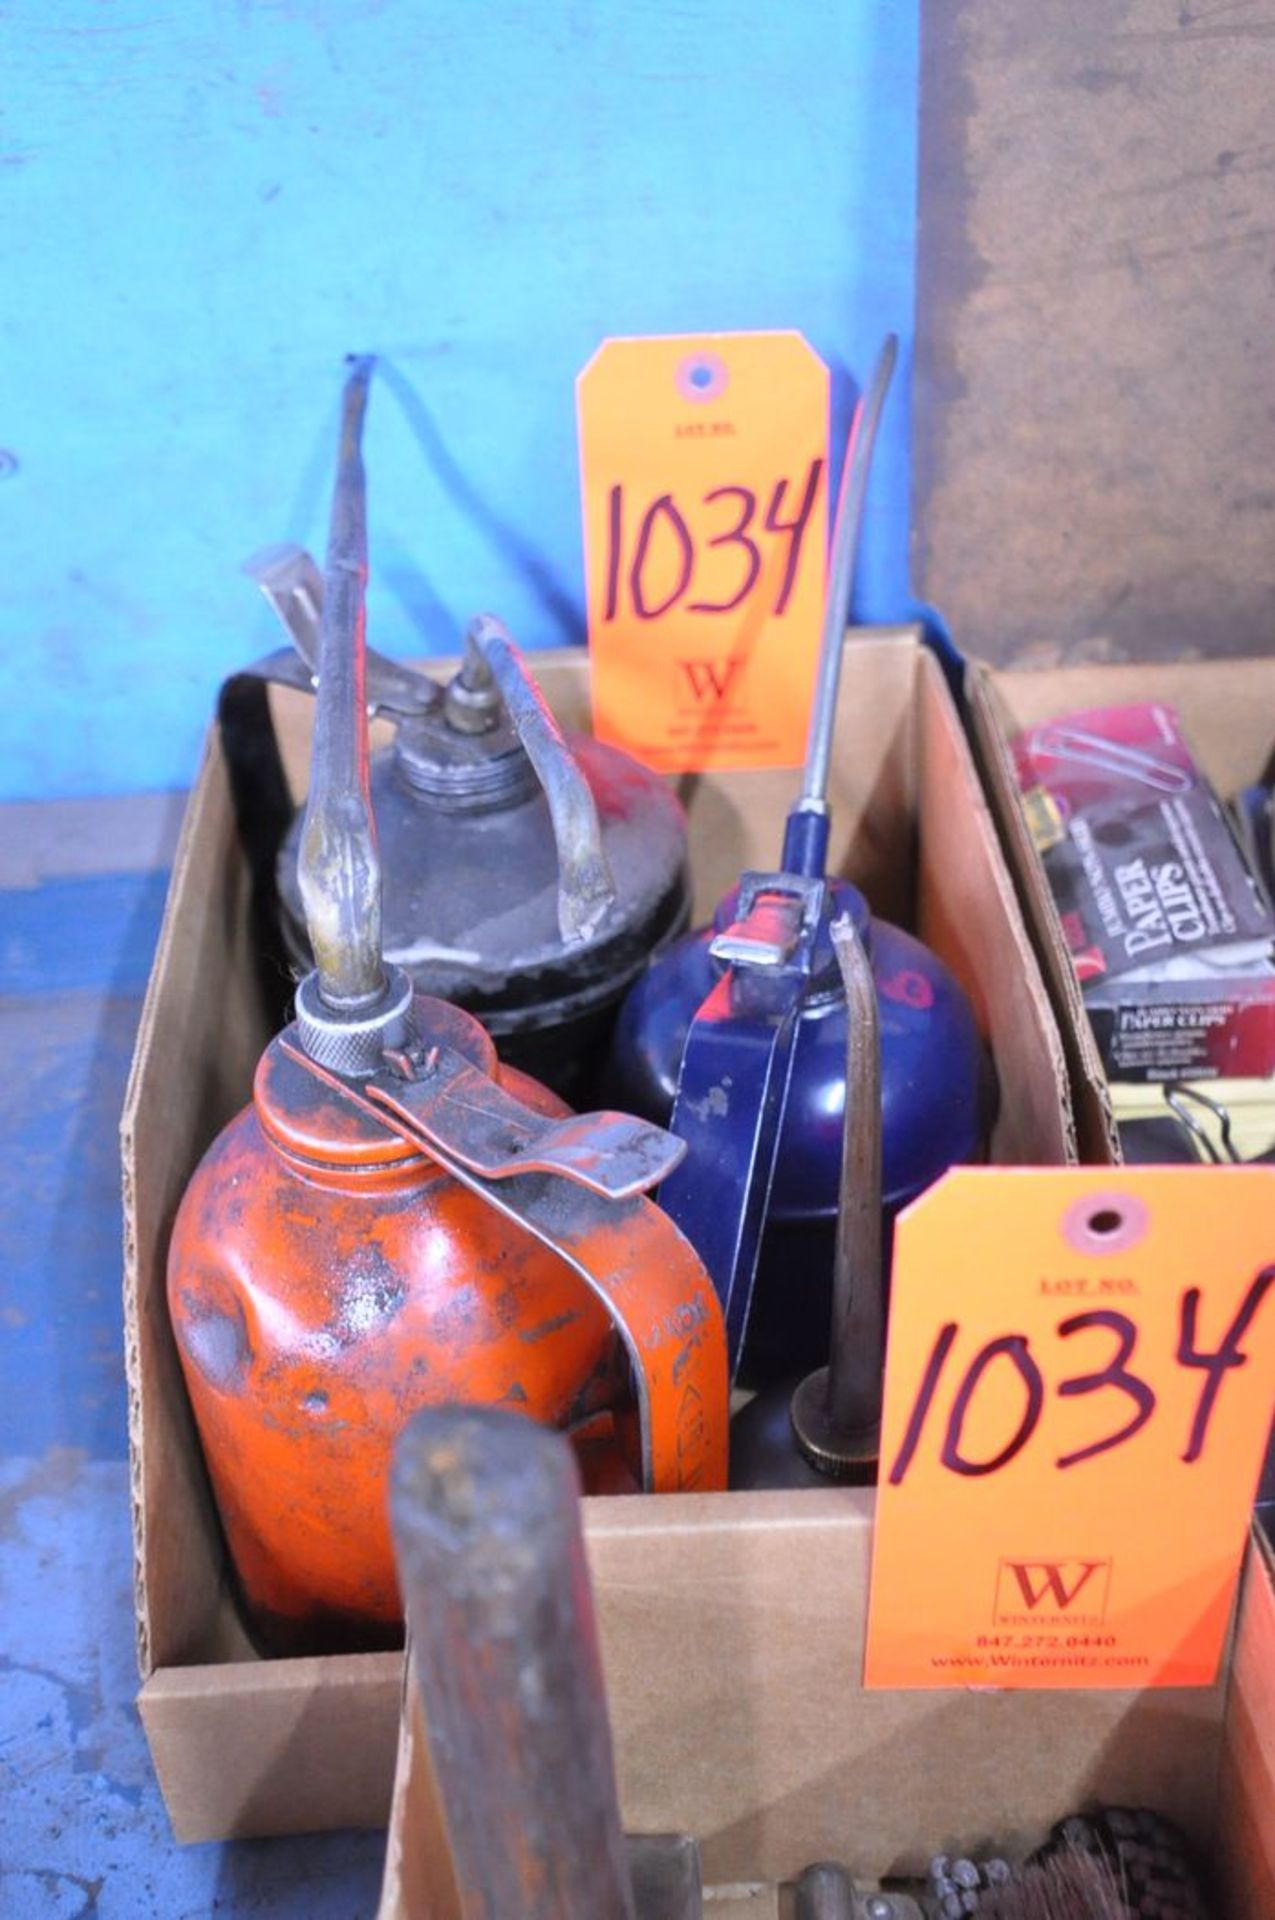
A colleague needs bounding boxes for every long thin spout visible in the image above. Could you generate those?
[296,354,386,1009]
[781,335,898,879]
[822,909,884,1439]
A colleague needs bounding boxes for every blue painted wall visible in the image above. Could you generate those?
[2,3,919,802]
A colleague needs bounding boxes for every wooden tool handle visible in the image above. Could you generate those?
[391,1406,636,1920]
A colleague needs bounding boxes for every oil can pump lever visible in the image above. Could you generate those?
[243,541,441,720]
[457,614,618,943]
[244,566,619,950]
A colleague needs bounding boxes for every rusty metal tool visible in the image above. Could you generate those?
[391,1404,704,1920]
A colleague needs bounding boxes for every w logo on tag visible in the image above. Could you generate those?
[995,1557,1112,1621]
[679,657,746,703]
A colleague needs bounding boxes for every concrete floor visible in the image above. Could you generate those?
[0,795,385,1917]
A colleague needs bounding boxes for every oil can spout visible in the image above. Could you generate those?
[297,354,386,1012]
[788,908,884,1471]
[781,333,898,880]
[291,356,416,1075]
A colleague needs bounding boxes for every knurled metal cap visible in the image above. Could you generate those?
[294,963,415,1077]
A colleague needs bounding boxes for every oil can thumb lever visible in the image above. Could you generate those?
[658,878,820,1377]
[462,613,619,945]
[242,542,441,720]
[366,1040,687,1200]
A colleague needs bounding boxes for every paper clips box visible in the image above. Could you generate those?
[966,657,1275,1164]
[121,629,1071,1840]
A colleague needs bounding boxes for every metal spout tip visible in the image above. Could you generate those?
[792,333,898,819]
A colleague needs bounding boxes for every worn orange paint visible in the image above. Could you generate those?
[168,1012,642,1654]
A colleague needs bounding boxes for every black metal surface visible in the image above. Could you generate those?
[277,724,691,1063]
[215,669,299,1033]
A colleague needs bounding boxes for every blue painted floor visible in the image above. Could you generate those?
[0,813,386,1916]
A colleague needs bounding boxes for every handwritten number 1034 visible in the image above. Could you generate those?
[603,459,824,623]
[888,1268,1273,1485]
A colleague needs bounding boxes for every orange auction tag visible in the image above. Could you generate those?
[865,1167,1275,1690]
[577,332,829,773]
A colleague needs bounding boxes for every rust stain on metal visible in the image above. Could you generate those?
[518,1308,582,1345]
[167,1013,728,1650]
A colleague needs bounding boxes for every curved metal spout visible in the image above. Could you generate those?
[297,354,386,1010]
[789,908,884,1472]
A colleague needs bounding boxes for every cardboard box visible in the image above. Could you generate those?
[378,1508,1275,1917]
[969,654,1275,1533]
[120,629,1072,1842]
[965,656,1275,1164]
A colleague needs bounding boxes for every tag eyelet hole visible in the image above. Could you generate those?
[1062,1191,1149,1256]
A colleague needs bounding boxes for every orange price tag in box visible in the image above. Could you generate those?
[865,1167,1275,1690]
[577,332,829,774]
